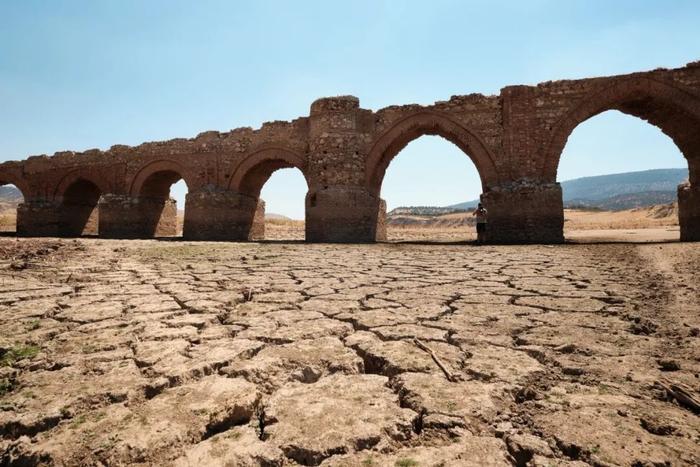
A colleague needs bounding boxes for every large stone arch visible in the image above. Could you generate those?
[365,111,500,196]
[129,159,193,197]
[543,77,700,183]
[542,77,700,242]
[228,146,310,197]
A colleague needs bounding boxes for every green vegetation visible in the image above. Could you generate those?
[0,378,13,396]
[395,459,419,467]
[70,414,87,429]
[0,344,41,367]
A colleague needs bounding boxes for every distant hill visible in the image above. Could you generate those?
[447,168,688,212]
[561,168,687,201]
[388,206,468,217]
[265,213,292,221]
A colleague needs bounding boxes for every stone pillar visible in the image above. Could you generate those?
[306,96,384,242]
[249,199,266,241]
[678,183,700,242]
[99,195,177,238]
[481,181,564,244]
[16,201,61,237]
[183,190,263,241]
[305,187,384,242]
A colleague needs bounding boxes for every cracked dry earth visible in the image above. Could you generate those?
[0,238,699,467]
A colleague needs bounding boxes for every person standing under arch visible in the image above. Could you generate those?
[472,203,487,244]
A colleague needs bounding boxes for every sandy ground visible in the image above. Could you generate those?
[0,236,698,466]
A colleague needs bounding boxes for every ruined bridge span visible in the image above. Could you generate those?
[2,62,700,243]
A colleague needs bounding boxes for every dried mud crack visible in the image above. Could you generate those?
[0,238,699,466]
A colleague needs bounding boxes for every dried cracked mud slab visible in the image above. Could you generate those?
[0,238,699,466]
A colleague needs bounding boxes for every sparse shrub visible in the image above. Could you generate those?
[0,378,13,396]
[0,344,41,367]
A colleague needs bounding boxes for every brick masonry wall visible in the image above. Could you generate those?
[2,62,700,242]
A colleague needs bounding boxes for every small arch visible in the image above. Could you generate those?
[130,160,191,238]
[228,147,309,241]
[0,182,25,234]
[229,147,309,196]
[543,77,700,183]
[54,171,109,201]
[0,171,30,201]
[129,160,193,197]
[59,178,103,236]
[365,111,500,196]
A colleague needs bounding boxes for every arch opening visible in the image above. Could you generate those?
[557,109,689,243]
[230,149,309,241]
[379,135,483,243]
[259,167,308,241]
[366,112,497,198]
[59,178,102,237]
[0,183,25,234]
[137,169,189,238]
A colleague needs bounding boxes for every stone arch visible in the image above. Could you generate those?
[229,146,310,197]
[0,171,29,200]
[129,159,192,197]
[53,171,109,201]
[53,173,105,237]
[543,77,700,184]
[365,111,500,196]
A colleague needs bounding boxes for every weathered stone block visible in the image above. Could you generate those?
[99,195,177,238]
[305,187,384,243]
[184,191,262,241]
[482,182,564,244]
[678,183,700,242]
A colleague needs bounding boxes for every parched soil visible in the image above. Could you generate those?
[0,238,698,466]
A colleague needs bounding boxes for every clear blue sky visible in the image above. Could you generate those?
[1,1,697,218]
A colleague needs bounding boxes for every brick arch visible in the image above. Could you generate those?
[365,111,500,196]
[53,171,110,201]
[129,160,193,198]
[228,146,309,197]
[0,171,30,200]
[543,77,700,184]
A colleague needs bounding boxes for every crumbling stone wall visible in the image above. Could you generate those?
[2,61,700,243]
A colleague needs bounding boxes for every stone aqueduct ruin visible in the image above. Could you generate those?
[1,62,700,243]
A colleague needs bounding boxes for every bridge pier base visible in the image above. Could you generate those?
[98,195,177,238]
[184,191,264,241]
[16,201,61,237]
[305,187,386,243]
[481,182,564,244]
[679,183,700,242]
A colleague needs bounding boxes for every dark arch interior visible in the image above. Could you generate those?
[0,183,25,234]
[379,135,482,243]
[139,170,187,237]
[557,110,689,243]
[60,179,101,237]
